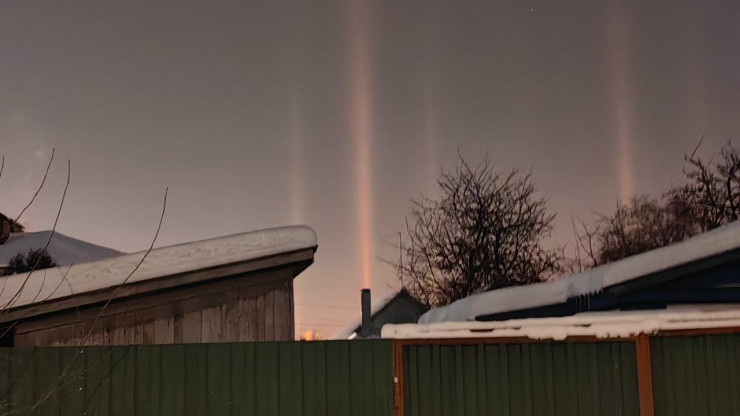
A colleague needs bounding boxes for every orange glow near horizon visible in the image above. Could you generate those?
[607,2,635,201]
[300,329,322,341]
[348,0,374,289]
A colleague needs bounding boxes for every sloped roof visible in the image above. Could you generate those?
[332,291,401,340]
[0,231,122,266]
[0,225,317,315]
[419,221,740,324]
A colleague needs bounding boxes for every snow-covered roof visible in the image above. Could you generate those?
[384,304,740,340]
[332,291,400,340]
[0,225,317,312]
[0,231,122,266]
[419,221,740,324]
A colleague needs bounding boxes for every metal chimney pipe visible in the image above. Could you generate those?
[360,288,371,338]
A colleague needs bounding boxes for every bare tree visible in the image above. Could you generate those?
[0,152,168,415]
[671,141,740,230]
[395,154,559,307]
[590,196,698,264]
[571,140,740,268]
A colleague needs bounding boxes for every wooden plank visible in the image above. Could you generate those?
[143,320,156,344]
[248,294,259,341]
[181,310,202,344]
[201,306,222,343]
[16,272,292,345]
[154,316,175,344]
[256,294,266,341]
[237,296,250,342]
[264,290,275,341]
[636,334,655,416]
[274,281,291,341]
[223,301,240,342]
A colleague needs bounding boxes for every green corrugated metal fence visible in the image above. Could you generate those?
[402,342,640,416]
[10,335,740,415]
[651,334,740,416]
[0,341,394,416]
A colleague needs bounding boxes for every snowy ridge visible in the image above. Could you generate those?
[385,305,740,340]
[419,221,740,324]
[0,231,122,266]
[0,225,317,311]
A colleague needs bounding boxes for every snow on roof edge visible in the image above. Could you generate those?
[419,221,740,324]
[0,225,318,311]
[386,305,740,340]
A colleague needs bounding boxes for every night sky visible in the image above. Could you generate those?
[1,0,739,337]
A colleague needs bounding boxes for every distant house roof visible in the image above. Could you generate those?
[419,221,740,324]
[333,289,429,340]
[384,304,740,340]
[0,225,318,321]
[0,231,122,266]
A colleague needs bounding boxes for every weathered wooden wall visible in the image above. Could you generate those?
[13,268,295,346]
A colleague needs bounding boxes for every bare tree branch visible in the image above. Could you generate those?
[1,158,69,311]
[1,149,55,242]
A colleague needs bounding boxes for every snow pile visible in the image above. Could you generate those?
[0,231,122,266]
[419,221,740,324]
[385,305,740,340]
[0,225,317,311]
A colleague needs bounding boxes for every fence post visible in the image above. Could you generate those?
[393,340,404,416]
[635,334,655,416]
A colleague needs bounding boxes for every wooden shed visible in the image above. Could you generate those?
[0,225,317,346]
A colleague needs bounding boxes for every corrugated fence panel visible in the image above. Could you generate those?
[651,334,740,416]
[0,340,394,416]
[403,342,640,416]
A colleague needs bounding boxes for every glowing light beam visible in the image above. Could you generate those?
[606,2,635,201]
[347,0,374,289]
[288,94,305,225]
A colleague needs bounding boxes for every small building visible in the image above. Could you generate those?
[416,221,740,325]
[0,225,317,346]
[333,289,429,339]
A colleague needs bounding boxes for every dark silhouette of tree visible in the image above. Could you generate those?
[0,212,25,245]
[573,140,740,268]
[395,154,560,307]
[671,141,740,230]
[4,249,57,276]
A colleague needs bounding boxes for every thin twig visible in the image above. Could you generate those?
[2,159,70,311]
[689,133,705,162]
[21,187,168,414]
[2,149,55,242]
[80,187,168,343]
